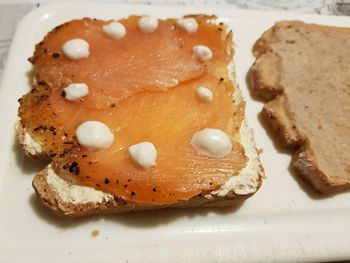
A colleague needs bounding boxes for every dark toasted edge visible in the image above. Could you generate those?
[248,21,349,194]
[260,101,302,150]
[32,165,263,217]
[293,151,350,194]
[248,53,283,101]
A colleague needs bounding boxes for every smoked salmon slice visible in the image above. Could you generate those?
[19,15,248,205]
[29,16,209,108]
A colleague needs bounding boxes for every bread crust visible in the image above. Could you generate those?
[249,20,350,193]
[32,165,261,217]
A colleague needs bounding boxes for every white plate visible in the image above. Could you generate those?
[1,3,350,262]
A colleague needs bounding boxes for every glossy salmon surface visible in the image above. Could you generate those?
[19,15,247,205]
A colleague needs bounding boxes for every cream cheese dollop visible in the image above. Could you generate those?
[102,22,126,39]
[138,17,158,33]
[193,45,212,61]
[62,39,90,60]
[176,18,198,33]
[76,121,114,150]
[190,128,232,158]
[196,87,213,102]
[63,83,89,101]
[128,142,157,169]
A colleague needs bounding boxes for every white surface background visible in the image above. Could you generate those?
[0,2,350,262]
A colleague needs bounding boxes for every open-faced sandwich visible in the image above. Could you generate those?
[17,15,263,216]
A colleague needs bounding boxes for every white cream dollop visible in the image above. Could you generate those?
[102,22,126,39]
[176,18,198,33]
[196,87,213,102]
[138,17,158,33]
[193,45,212,61]
[76,121,114,150]
[190,128,232,158]
[63,83,89,101]
[128,142,157,169]
[62,39,90,60]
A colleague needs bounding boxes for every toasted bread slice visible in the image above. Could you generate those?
[18,16,263,216]
[249,21,350,193]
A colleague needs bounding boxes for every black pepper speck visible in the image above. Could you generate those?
[69,162,80,175]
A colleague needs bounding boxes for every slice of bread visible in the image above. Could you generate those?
[249,20,350,193]
[17,16,264,217]
[17,119,262,216]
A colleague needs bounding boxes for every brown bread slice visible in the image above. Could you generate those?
[249,20,350,193]
[19,116,263,217]
[32,164,259,217]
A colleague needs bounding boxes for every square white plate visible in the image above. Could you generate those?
[0,3,350,262]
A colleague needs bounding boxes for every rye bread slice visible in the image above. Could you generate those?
[249,20,350,193]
